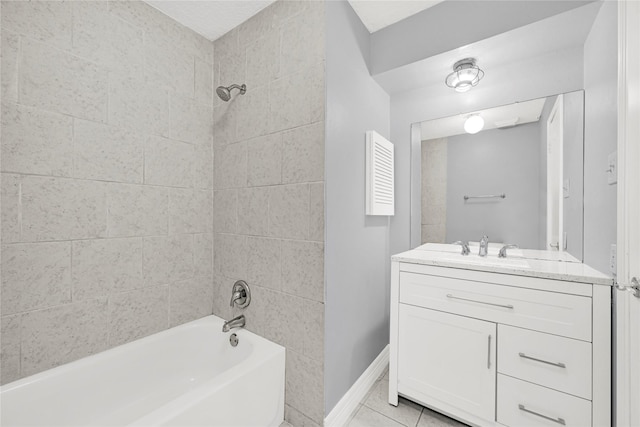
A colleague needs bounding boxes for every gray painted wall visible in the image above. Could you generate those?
[582,0,617,275]
[325,0,391,415]
[444,123,541,249]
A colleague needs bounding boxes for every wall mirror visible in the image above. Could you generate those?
[417,90,585,261]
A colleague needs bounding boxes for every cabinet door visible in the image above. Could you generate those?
[398,304,496,422]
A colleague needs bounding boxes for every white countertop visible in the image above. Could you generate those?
[392,244,612,286]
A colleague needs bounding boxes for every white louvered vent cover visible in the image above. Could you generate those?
[366,130,394,216]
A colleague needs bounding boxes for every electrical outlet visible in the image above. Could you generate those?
[607,151,617,185]
[609,244,617,276]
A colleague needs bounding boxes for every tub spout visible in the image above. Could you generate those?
[222,314,245,332]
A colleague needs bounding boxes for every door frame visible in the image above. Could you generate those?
[616,1,640,426]
[546,95,564,252]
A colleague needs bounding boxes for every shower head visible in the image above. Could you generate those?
[216,84,246,102]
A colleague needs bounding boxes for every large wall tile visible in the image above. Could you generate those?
[281,240,324,302]
[266,291,305,354]
[214,233,247,280]
[247,133,282,187]
[107,183,168,237]
[269,69,311,132]
[19,39,108,123]
[143,235,194,286]
[286,350,324,424]
[1,242,71,316]
[282,122,325,184]
[195,58,213,107]
[1,30,19,103]
[108,74,170,137]
[268,184,310,240]
[280,3,324,74]
[245,32,280,89]
[247,237,281,291]
[238,187,269,236]
[0,1,72,50]
[21,176,108,242]
[72,2,143,78]
[145,39,194,98]
[108,286,168,347]
[309,183,325,242]
[74,119,144,183]
[1,174,21,243]
[170,94,213,145]
[303,300,324,363]
[21,299,109,377]
[213,101,238,146]
[1,103,73,177]
[169,188,213,234]
[194,233,214,279]
[194,142,214,189]
[213,189,238,233]
[214,142,247,189]
[236,86,270,141]
[0,315,21,384]
[72,238,143,301]
[169,277,213,327]
[145,136,194,188]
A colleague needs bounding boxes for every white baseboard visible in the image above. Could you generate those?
[324,345,389,427]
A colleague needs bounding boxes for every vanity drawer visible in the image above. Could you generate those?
[498,325,592,399]
[399,272,592,341]
[497,374,591,427]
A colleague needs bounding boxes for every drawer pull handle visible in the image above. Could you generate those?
[446,294,514,309]
[518,352,567,368]
[518,404,566,425]
[487,335,492,369]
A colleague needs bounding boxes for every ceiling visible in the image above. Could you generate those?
[373,1,602,94]
[347,0,444,33]
[144,0,443,42]
[420,97,547,141]
[144,0,276,41]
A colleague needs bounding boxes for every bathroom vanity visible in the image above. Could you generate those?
[388,244,612,427]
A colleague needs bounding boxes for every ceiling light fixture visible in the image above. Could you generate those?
[445,58,484,92]
[464,115,485,134]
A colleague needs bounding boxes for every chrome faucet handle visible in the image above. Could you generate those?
[229,280,251,308]
[453,241,470,255]
[479,235,489,257]
[498,244,519,258]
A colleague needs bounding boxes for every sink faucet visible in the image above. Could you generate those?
[222,314,245,332]
[499,244,519,258]
[479,235,489,257]
[453,241,470,255]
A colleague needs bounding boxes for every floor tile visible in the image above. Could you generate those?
[417,407,468,427]
[347,405,406,427]
[363,379,422,427]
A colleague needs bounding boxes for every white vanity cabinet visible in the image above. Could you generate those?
[389,257,612,427]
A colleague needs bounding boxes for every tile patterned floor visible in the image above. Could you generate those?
[345,365,468,427]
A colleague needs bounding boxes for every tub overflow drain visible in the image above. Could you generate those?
[230,333,239,347]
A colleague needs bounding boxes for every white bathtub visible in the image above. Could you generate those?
[0,316,285,427]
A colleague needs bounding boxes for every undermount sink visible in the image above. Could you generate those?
[415,243,531,269]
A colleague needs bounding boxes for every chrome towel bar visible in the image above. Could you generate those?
[464,193,506,201]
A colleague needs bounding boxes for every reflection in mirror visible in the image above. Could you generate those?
[419,90,584,261]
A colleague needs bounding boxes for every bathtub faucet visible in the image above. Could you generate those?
[222,314,245,333]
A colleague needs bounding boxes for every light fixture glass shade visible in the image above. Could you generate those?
[445,58,484,92]
[464,115,485,134]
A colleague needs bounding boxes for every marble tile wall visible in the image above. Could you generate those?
[0,0,214,384]
[421,138,448,244]
[211,1,326,425]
